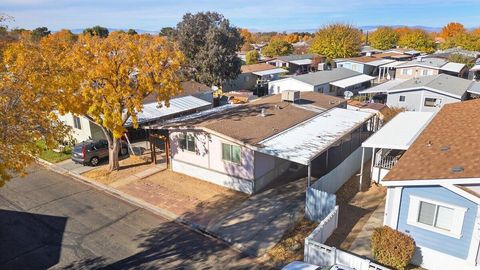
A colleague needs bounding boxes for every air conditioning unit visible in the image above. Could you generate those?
[282,90,300,103]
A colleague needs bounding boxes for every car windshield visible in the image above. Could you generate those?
[73,145,83,152]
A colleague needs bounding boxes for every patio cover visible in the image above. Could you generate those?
[126,95,211,126]
[358,79,407,94]
[252,68,288,76]
[330,74,375,89]
[441,62,466,73]
[289,59,312,66]
[362,111,435,150]
[256,108,373,165]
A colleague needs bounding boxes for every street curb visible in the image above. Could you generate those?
[35,159,276,268]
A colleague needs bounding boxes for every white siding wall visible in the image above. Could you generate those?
[386,89,461,112]
[58,113,105,143]
[268,78,315,94]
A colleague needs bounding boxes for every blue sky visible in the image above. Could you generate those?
[1,0,479,32]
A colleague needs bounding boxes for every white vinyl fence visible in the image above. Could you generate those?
[312,147,372,194]
[307,205,339,243]
[304,240,391,270]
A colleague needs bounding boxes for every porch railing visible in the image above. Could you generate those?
[375,151,401,169]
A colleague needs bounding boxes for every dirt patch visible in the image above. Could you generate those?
[82,156,154,185]
[146,170,245,202]
[118,170,249,227]
[265,218,318,267]
[326,177,386,250]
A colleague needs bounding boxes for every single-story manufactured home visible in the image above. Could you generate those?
[268,67,375,97]
[395,57,468,79]
[382,99,480,270]
[223,63,287,93]
[59,81,214,143]
[385,74,477,112]
[152,92,377,194]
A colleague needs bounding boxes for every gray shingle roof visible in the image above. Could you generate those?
[292,67,361,86]
[389,74,473,98]
[397,57,447,69]
[277,54,316,62]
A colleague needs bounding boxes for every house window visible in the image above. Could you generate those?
[222,143,241,164]
[422,70,429,76]
[402,69,412,75]
[179,133,195,152]
[407,196,466,239]
[399,95,406,102]
[424,98,440,107]
[73,116,82,130]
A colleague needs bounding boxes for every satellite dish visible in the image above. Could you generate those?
[344,91,354,100]
[434,99,443,107]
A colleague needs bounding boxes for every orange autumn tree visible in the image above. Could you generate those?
[440,22,466,40]
[45,32,184,171]
[0,32,69,184]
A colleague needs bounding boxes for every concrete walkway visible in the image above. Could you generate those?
[110,164,166,188]
[207,179,307,257]
[56,159,97,175]
[348,199,386,257]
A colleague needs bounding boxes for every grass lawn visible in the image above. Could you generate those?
[36,140,72,163]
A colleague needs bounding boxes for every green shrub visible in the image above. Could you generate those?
[371,226,415,270]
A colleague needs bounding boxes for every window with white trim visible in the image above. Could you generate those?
[424,97,441,107]
[422,69,429,76]
[222,143,241,164]
[73,116,82,130]
[407,196,466,239]
[399,95,406,102]
[179,133,195,152]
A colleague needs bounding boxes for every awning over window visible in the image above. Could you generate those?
[362,112,435,150]
[256,108,373,165]
[330,74,376,89]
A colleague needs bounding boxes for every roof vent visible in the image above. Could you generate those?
[281,90,300,103]
[451,166,464,173]
[260,108,266,117]
[440,145,450,152]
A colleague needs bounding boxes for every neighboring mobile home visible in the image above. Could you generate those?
[223,63,287,93]
[266,54,322,75]
[382,99,480,270]
[154,92,376,194]
[395,57,467,79]
[59,81,214,143]
[385,74,478,112]
[268,67,375,97]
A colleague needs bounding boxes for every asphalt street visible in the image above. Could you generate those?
[0,164,269,270]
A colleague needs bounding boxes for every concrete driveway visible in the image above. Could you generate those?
[0,165,268,270]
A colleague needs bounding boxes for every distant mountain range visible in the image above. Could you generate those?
[66,25,475,35]
[69,28,159,35]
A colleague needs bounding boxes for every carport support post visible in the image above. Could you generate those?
[359,147,365,192]
[370,147,376,179]
[307,161,311,187]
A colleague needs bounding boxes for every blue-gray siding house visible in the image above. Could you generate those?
[382,99,480,270]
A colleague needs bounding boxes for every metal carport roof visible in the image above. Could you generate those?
[256,108,374,165]
[330,74,375,89]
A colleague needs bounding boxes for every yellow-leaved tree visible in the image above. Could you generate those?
[309,23,362,58]
[0,33,70,185]
[44,32,184,171]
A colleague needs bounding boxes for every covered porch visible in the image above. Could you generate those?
[359,111,435,185]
